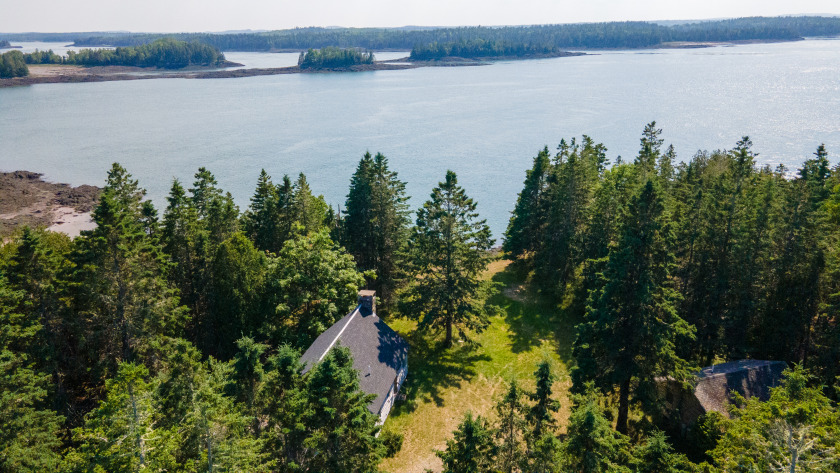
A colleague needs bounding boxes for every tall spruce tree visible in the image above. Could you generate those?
[527,361,560,438]
[343,152,410,307]
[572,180,695,434]
[402,170,494,347]
[562,385,632,473]
[494,379,527,473]
[504,146,552,259]
[70,163,187,376]
[0,276,64,473]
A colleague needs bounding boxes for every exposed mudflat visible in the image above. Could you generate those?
[0,171,99,237]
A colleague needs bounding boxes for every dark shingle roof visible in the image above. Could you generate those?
[300,305,408,415]
[693,359,786,417]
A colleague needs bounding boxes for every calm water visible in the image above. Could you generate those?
[2,39,840,238]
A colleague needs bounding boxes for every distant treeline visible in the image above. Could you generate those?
[52,16,840,52]
[0,50,27,78]
[0,40,11,48]
[297,46,374,69]
[410,39,558,60]
[23,38,226,69]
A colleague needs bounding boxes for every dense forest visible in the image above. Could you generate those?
[0,50,28,78]
[297,47,374,69]
[21,38,227,69]
[409,39,562,60]
[2,127,840,472]
[52,16,840,52]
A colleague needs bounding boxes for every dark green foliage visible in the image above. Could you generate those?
[633,430,695,473]
[437,412,496,473]
[494,380,527,473]
[342,152,410,306]
[66,16,840,52]
[0,277,63,472]
[401,170,494,347]
[70,163,187,376]
[0,50,28,77]
[410,39,559,60]
[298,46,374,69]
[504,147,551,259]
[23,38,226,69]
[572,179,696,434]
[527,361,561,438]
[711,366,840,472]
[562,386,632,473]
[304,345,384,472]
[267,229,366,347]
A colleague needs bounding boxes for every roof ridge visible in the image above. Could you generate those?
[318,305,361,362]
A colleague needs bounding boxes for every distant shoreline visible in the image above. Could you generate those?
[0,38,801,88]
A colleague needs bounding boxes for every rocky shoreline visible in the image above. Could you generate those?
[0,171,100,238]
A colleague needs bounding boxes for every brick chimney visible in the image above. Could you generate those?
[358,290,376,314]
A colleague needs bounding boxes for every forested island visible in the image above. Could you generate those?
[409,39,583,61]
[2,125,840,472]
[25,16,840,51]
[0,39,14,49]
[297,46,374,69]
[23,38,230,69]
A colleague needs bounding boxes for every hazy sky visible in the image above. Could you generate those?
[2,0,839,32]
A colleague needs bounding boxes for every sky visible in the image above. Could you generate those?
[1,0,839,33]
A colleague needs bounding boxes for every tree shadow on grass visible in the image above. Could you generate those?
[489,262,581,366]
[390,330,491,415]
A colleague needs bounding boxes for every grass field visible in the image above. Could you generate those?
[379,259,581,473]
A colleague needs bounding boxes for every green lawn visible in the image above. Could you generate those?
[379,260,580,473]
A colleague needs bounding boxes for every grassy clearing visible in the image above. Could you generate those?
[379,259,581,473]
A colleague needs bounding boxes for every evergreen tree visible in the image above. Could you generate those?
[437,412,496,473]
[402,170,494,347]
[0,277,64,473]
[527,361,560,438]
[633,431,694,473]
[343,152,410,307]
[494,379,527,473]
[63,363,178,473]
[572,180,695,434]
[70,163,187,377]
[563,386,632,473]
[304,345,384,472]
[504,146,552,259]
[291,173,329,235]
[242,169,279,252]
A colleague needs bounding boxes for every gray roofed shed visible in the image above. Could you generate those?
[300,292,408,423]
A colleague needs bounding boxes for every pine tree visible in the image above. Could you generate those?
[70,163,187,376]
[304,345,384,472]
[402,170,494,347]
[291,173,329,235]
[504,146,551,259]
[242,169,279,252]
[0,277,64,473]
[527,361,560,438]
[343,152,410,307]
[563,386,632,473]
[494,379,527,473]
[64,363,178,473]
[437,412,496,473]
[572,179,695,434]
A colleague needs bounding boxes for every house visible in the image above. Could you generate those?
[300,290,408,425]
[661,359,787,428]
